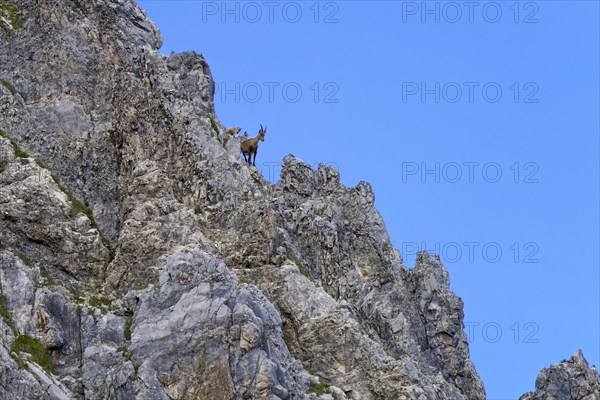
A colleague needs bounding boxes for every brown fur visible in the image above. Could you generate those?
[225,126,241,136]
[240,125,266,166]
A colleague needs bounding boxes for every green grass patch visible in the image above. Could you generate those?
[0,296,16,333]
[89,296,111,314]
[67,287,84,304]
[0,130,29,158]
[116,344,132,362]
[108,129,116,146]
[50,173,60,185]
[0,79,16,95]
[308,380,331,395]
[123,314,133,341]
[238,276,250,285]
[13,146,28,158]
[50,173,99,229]
[101,237,115,260]
[10,335,53,373]
[15,252,32,267]
[36,273,58,288]
[290,258,315,284]
[0,1,22,31]
[89,296,111,308]
[208,116,219,135]
[70,197,98,228]
[35,159,47,169]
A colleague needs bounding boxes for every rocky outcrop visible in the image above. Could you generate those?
[0,135,110,291]
[80,250,311,400]
[519,350,600,400]
[0,0,490,399]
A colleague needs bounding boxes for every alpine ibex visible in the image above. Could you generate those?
[240,124,266,166]
[225,126,241,136]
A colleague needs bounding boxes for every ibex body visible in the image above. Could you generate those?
[240,124,266,166]
[224,126,241,136]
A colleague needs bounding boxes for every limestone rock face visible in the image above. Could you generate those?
[0,0,497,399]
[0,137,110,291]
[519,350,600,400]
[128,250,309,400]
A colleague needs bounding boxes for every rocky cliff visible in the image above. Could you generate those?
[519,350,600,400]
[0,1,595,399]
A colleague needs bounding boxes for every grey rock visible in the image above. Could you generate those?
[26,361,75,400]
[519,350,600,400]
[0,136,110,291]
[0,252,37,334]
[128,250,309,399]
[82,344,135,400]
[33,286,82,378]
[80,309,126,350]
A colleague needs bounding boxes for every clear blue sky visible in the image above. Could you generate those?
[137,1,599,398]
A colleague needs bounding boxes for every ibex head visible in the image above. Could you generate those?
[258,124,267,141]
